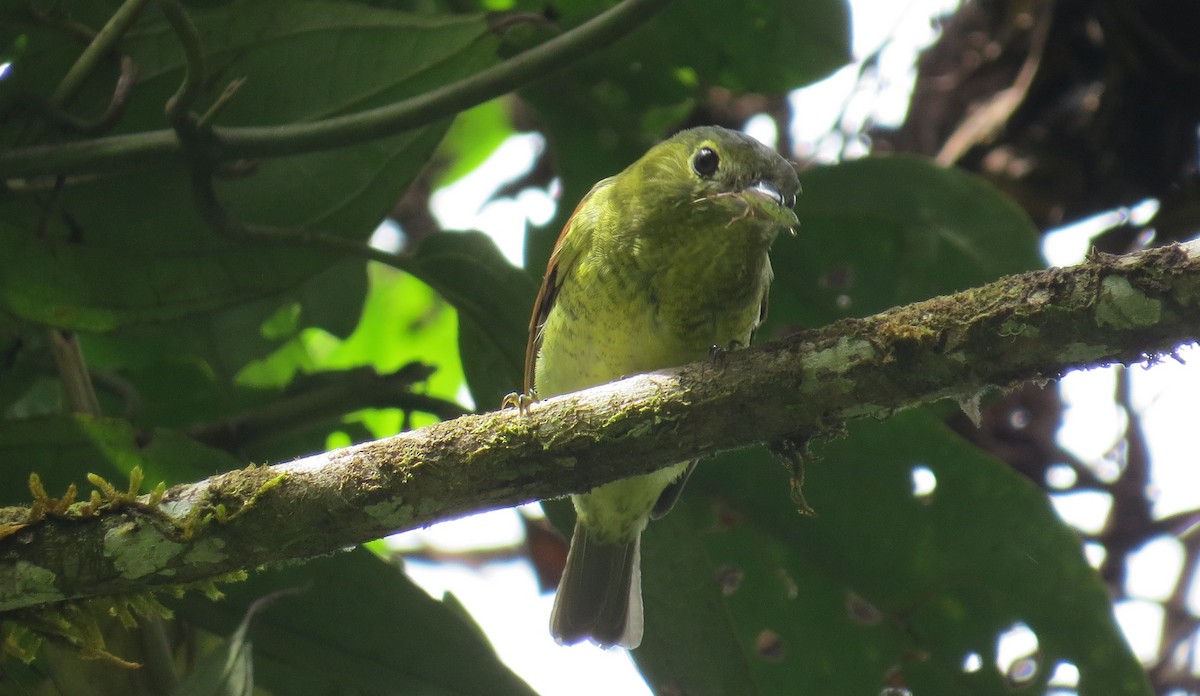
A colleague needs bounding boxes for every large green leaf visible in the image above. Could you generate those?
[635,413,1150,695]
[78,257,367,395]
[0,1,499,330]
[522,0,852,271]
[171,602,255,696]
[171,549,537,696]
[0,315,50,418]
[774,155,1044,331]
[407,231,536,408]
[552,0,850,95]
[75,264,462,461]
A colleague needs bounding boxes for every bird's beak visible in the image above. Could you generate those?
[745,179,796,210]
[737,179,799,230]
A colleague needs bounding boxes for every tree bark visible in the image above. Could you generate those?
[2,241,1199,612]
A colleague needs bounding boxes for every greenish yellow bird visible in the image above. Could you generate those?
[524,125,800,649]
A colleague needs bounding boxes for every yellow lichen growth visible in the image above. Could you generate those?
[4,571,250,670]
[85,466,146,507]
[184,569,249,601]
[874,320,939,344]
[6,467,262,672]
[148,482,167,507]
[178,506,213,541]
[85,472,122,502]
[5,598,159,669]
[21,467,170,525]
[79,490,105,517]
[211,471,288,524]
[27,474,78,522]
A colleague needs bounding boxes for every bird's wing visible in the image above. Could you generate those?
[523,178,612,396]
[750,258,773,344]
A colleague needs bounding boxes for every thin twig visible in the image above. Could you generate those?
[40,56,138,135]
[935,3,1055,166]
[197,77,247,129]
[183,366,470,452]
[154,0,206,128]
[185,167,414,271]
[46,330,102,416]
[49,0,150,108]
[0,0,675,179]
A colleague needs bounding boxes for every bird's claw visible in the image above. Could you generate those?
[502,391,538,414]
[709,339,744,363]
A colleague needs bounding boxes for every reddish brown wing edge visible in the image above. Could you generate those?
[522,195,593,396]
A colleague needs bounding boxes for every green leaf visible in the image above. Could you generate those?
[633,0,851,94]
[0,2,499,329]
[522,0,851,270]
[70,264,461,464]
[170,549,537,696]
[0,415,240,507]
[80,257,368,396]
[774,155,1044,331]
[0,316,51,417]
[553,0,851,93]
[635,412,1150,695]
[310,266,462,388]
[407,231,536,408]
[171,605,255,696]
[236,266,460,389]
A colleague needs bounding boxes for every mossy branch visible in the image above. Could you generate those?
[2,242,1200,612]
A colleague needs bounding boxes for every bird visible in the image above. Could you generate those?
[522,125,800,649]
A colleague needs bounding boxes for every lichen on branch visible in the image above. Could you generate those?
[1,241,1198,614]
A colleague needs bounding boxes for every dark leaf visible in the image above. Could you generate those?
[0,2,498,329]
[406,231,535,408]
[635,413,1150,695]
[170,549,536,696]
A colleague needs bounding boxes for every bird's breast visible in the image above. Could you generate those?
[534,238,771,398]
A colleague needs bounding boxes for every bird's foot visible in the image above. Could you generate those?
[501,390,538,414]
[708,339,744,363]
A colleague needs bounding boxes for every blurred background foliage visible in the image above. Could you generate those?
[2,0,1198,693]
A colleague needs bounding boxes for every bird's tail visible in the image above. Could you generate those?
[549,520,643,649]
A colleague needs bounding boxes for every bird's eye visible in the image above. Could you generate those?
[692,147,720,177]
